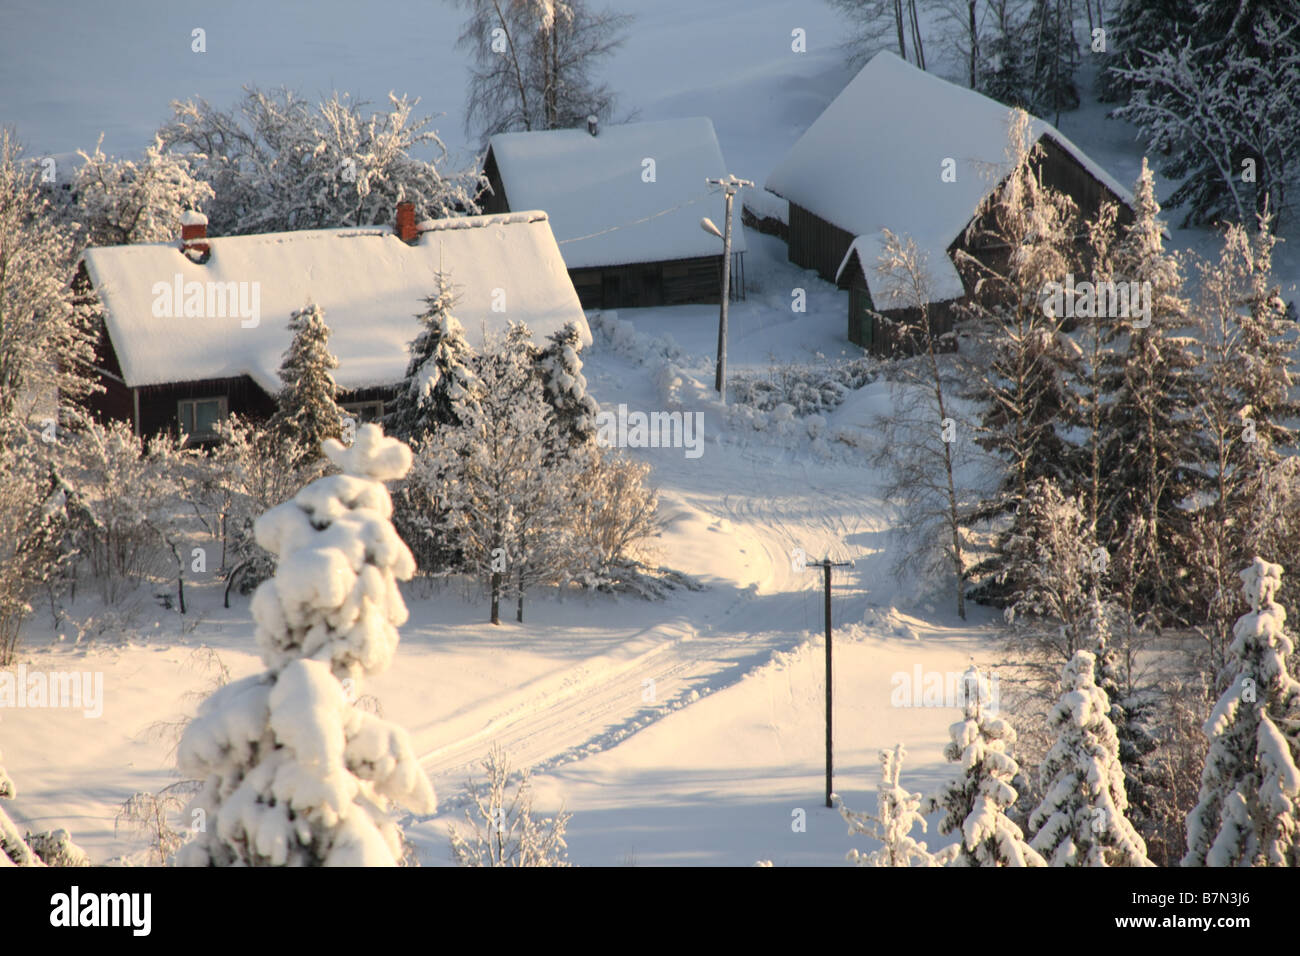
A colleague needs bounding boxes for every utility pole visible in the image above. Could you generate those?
[805,555,853,808]
[702,174,752,402]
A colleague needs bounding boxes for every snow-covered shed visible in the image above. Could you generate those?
[78,208,589,441]
[482,117,746,310]
[766,51,1133,355]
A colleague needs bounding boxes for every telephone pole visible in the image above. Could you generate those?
[702,174,752,402]
[805,555,853,808]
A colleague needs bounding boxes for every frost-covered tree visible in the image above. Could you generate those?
[1029,650,1153,866]
[1183,557,1300,867]
[269,303,346,459]
[538,321,599,448]
[158,89,482,237]
[1095,159,1203,622]
[71,135,213,249]
[1115,2,1300,225]
[1097,0,1197,103]
[385,273,480,441]
[457,0,631,142]
[976,0,1033,108]
[870,229,975,619]
[1189,207,1300,648]
[931,665,1046,866]
[0,129,100,434]
[449,746,571,867]
[836,744,938,867]
[177,425,436,866]
[416,326,571,624]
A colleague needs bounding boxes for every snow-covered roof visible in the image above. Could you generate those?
[81,211,589,392]
[488,117,746,269]
[767,51,1133,301]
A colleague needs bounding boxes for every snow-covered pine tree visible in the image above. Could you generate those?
[1029,650,1153,866]
[176,424,436,866]
[1,750,89,866]
[538,321,599,448]
[1022,0,1080,119]
[976,0,1033,109]
[1097,0,1197,104]
[931,665,1046,866]
[1183,557,1300,867]
[1095,159,1203,622]
[269,302,346,458]
[836,744,937,867]
[384,273,479,441]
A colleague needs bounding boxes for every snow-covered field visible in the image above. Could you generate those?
[2,0,1296,868]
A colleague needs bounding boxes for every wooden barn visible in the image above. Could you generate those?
[481,116,746,310]
[77,206,589,442]
[766,51,1134,355]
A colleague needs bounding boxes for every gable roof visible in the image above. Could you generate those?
[487,116,745,270]
[80,212,589,393]
[766,51,1133,302]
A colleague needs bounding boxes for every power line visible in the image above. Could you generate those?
[555,192,719,245]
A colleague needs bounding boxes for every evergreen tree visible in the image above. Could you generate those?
[1095,160,1204,622]
[538,321,599,448]
[1089,592,1160,847]
[1098,0,1197,103]
[269,303,346,458]
[1029,650,1153,866]
[1022,0,1080,119]
[177,425,436,866]
[1184,557,1300,867]
[384,273,479,441]
[960,112,1084,605]
[931,665,1046,866]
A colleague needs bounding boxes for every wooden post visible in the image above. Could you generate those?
[706,174,753,401]
[823,557,833,808]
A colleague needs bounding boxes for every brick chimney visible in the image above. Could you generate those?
[180,209,209,259]
[396,201,417,243]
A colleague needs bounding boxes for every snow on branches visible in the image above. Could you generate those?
[177,424,435,866]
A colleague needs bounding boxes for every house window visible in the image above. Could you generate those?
[341,400,386,423]
[178,396,228,440]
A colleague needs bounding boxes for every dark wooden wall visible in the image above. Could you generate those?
[787,202,856,282]
[479,149,510,215]
[135,375,276,440]
[569,256,724,310]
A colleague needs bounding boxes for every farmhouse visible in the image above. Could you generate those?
[481,116,746,310]
[77,205,589,441]
[766,51,1133,355]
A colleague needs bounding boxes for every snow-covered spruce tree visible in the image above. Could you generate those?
[456,0,631,142]
[538,321,599,448]
[931,665,1046,866]
[1097,0,1197,104]
[1095,159,1204,622]
[1089,591,1160,848]
[1183,557,1300,867]
[1029,650,1152,866]
[71,135,213,250]
[0,130,100,436]
[385,273,480,442]
[1021,0,1080,119]
[836,744,937,867]
[269,303,346,459]
[976,0,1034,109]
[159,89,482,236]
[176,425,436,866]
